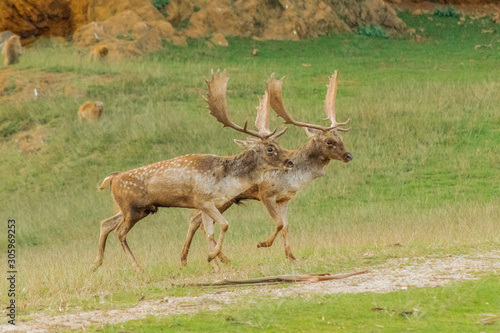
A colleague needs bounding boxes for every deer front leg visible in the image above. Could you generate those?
[258,199,296,260]
[199,199,236,264]
[181,201,233,267]
[278,202,296,261]
[200,211,221,272]
[201,204,229,262]
[257,196,284,248]
[199,223,231,264]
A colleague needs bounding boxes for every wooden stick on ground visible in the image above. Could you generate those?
[176,270,369,288]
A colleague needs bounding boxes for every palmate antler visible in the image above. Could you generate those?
[205,69,286,139]
[254,91,271,136]
[324,70,350,132]
[267,72,350,132]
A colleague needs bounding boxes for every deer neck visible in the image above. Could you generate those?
[292,139,330,179]
[225,149,267,185]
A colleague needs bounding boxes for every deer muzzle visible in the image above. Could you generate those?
[342,152,353,163]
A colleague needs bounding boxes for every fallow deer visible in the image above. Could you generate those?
[180,71,352,265]
[94,70,293,272]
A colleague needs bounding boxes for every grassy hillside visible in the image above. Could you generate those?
[0,12,499,315]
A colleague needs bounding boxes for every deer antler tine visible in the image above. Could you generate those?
[336,128,350,132]
[205,69,264,139]
[267,73,333,132]
[273,127,288,138]
[335,118,350,126]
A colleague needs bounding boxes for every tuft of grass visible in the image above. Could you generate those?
[433,5,462,18]
[151,0,170,12]
[355,25,389,39]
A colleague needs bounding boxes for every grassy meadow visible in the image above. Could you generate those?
[1,11,499,327]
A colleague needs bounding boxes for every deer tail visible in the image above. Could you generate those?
[98,172,120,191]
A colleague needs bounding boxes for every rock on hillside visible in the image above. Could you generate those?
[0,0,72,41]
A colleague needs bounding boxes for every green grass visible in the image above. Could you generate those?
[0,11,499,323]
[96,275,500,332]
[433,5,462,18]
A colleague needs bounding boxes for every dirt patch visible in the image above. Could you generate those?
[0,68,114,103]
[3,251,499,332]
[0,69,70,101]
[14,124,52,154]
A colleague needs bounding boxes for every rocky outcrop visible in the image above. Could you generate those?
[178,0,405,41]
[0,0,72,40]
[0,0,407,59]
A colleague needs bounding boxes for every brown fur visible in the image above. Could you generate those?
[93,70,293,273]
[89,45,108,61]
[2,35,22,66]
[78,101,104,122]
[181,72,353,266]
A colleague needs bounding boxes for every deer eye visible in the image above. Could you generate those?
[267,147,274,153]
[326,140,334,145]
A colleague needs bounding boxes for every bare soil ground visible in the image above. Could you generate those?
[3,250,499,332]
[0,68,115,103]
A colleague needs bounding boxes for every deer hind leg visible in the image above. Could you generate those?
[94,212,122,270]
[180,210,203,266]
[257,197,285,248]
[115,209,149,273]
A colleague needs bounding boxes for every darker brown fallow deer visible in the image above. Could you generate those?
[94,70,293,272]
[180,71,352,265]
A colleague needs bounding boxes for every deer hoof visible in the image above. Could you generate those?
[218,253,231,264]
[257,241,270,248]
[133,265,144,273]
[92,260,102,272]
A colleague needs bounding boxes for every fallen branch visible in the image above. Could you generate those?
[177,270,369,288]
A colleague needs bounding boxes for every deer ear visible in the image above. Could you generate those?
[234,139,257,150]
[304,127,322,137]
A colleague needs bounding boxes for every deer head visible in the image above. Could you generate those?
[267,71,353,163]
[206,69,293,171]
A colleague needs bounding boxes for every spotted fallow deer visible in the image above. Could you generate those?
[94,70,293,273]
[180,71,352,265]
